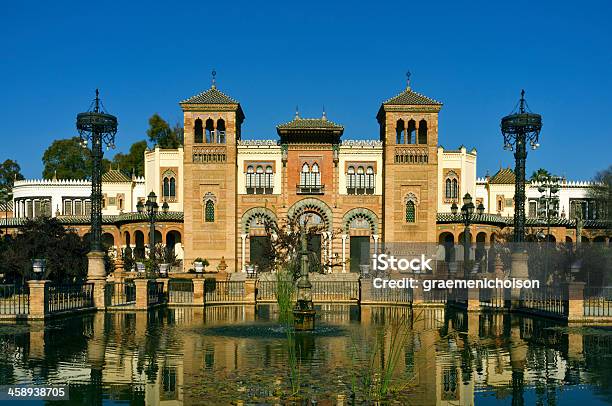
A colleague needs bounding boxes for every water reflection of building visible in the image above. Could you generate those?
[3,307,612,405]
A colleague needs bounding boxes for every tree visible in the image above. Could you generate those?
[112,140,148,177]
[530,168,551,182]
[0,159,24,198]
[146,114,183,149]
[589,165,612,222]
[42,137,111,179]
[0,217,88,284]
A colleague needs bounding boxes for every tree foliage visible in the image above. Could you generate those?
[0,159,24,205]
[146,114,183,148]
[0,217,88,284]
[42,136,111,179]
[589,165,612,221]
[530,168,551,182]
[111,140,148,177]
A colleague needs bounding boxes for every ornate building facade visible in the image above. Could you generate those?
[3,81,610,273]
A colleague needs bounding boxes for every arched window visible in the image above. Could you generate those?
[255,165,264,190]
[396,119,405,144]
[406,201,415,223]
[170,178,176,198]
[444,171,459,201]
[445,178,452,199]
[205,200,215,222]
[407,119,416,144]
[311,163,320,186]
[366,166,375,193]
[194,118,203,143]
[265,166,273,192]
[347,166,356,192]
[163,178,170,198]
[418,119,427,144]
[216,118,226,143]
[405,193,418,223]
[357,166,365,189]
[301,163,310,186]
[246,165,255,192]
[452,179,458,199]
[205,118,215,143]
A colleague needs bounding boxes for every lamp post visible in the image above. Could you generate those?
[77,90,117,280]
[451,193,484,275]
[137,192,169,263]
[536,175,560,241]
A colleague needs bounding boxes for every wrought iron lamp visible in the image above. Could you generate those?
[139,192,161,263]
[77,89,117,279]
[452,193,484,274]
[501,90,542,243]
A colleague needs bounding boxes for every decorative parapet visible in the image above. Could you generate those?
[237,140,279,147]
[192,146,227,163]
[340,140,383,148]
[14,179,91,186]
[394,146,429,164]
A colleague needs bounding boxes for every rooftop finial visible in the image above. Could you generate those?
[295,105,299,119]
[519,89,526,113]
[211,69,217,88]
[94,88,100,113]
[322,105,327,120]
[406,71,411,90]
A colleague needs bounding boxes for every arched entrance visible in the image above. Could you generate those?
[166,230,182,259]
[288,199,333,273]
[342,208,379,273]
[134,230,145,259]
[241,207,278,272]
[439,232,455,262]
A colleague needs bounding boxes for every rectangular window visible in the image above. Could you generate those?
[64,200,72,216]
[528,200,537,218]
[505,198,513,207]
[26,201,33,218]
[108,197,116,206]
[84,200,92,216]
[74,200,83,216]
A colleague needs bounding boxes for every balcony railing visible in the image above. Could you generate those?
[296,184,325,195]
[192,146,227,163]
[347,187,375,195]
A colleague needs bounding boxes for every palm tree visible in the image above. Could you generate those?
[530,168,551,182]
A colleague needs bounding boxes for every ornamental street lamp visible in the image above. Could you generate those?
[536,175,561,241]
[137,192,169,263]
[451,193,484,275]
[77,90,117,280]
[501,90,542,243]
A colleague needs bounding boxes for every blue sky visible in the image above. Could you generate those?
[1,0,610,179]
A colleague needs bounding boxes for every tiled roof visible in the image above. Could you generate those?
[180,86,239,105]
[489,168,516,184]
[102,169,131,183]
[382,87,442,106]
[277,117,344,131]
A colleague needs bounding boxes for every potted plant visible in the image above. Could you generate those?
[193,257,209,273]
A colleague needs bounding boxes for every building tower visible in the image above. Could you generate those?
[180,75,244,272]
[377,76,442,244]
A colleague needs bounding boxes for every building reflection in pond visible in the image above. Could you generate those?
[0,306,611,405]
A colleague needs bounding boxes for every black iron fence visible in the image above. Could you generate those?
[311,281,360,302]
[0,284,29,315]
[205,280,246,303]
[479,287,505,309]
[520,286,566,317]
[48,283,94,314]
[105,281,136,307]
[168,279,194,304]
[584,287,612,317]
[148,281,165,305]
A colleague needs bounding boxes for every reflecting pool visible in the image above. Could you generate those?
[0,305,611,405]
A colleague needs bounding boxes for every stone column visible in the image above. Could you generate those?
[244,279,256,304]
[341,234,347,273]
[27,280,50,320]
[192,278,206,306]
[240,233,248,272]
[566,281,585,322]
[510,251,529,309]
[372,234,379,256]
[87,249,107,310]
[134,279,149,310]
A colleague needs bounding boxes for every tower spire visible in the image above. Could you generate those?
[295,105,299,119]
[94,89,100,113]
[211,69,217,89]
[406,71,411,90]
[322,105,326,120]
[519,89,526,113]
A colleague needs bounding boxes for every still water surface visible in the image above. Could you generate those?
[0,305,611,405]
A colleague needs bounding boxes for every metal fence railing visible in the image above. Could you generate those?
[148,281,165,305]
[205,280,245,303]
[105,281,136,307]
[168,279,194,304]
[256,280,279,302]
[584,287,612,317]
[311,281,360,302]
[361,282,412,304]
[479,287,505,309]
[423,288,448,304]
[0,284,29,315]
[520,286,566,317]
[48,283,94,314]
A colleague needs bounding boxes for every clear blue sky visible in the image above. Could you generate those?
[1,0,610,180]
